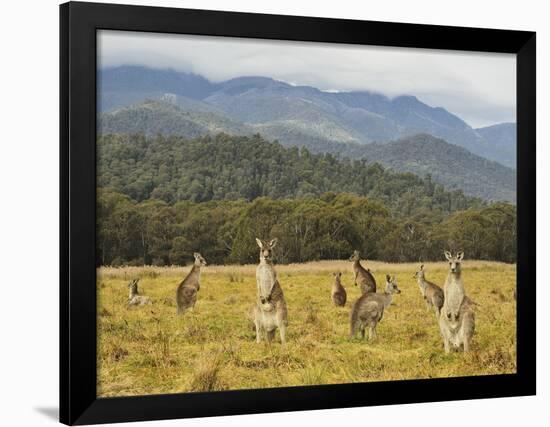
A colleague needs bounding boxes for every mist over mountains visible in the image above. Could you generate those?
[98,66,517,202]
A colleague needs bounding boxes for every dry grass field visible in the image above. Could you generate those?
[97,260,516,397]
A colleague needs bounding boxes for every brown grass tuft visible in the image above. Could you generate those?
[188,355,224,392]
[109,345,129,362]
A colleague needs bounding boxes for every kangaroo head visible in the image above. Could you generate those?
[194,252,207,266]
[333,271,342,284]
[444,251,464,274]
[413,264,425,279]
[255,238,277,261]
[385,274,401,294]
[349,250,360,262]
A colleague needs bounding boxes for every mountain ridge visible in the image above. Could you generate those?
[99,100,515,202]
[99,66,516,169]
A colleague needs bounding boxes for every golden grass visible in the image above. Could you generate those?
[97,260,516,397]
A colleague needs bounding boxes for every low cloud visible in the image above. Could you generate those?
[98,30,516,128]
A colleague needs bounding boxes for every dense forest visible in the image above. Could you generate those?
[99,100,516,201]
[97,133,516,266]
[97,189,516,266]
[98,133,482,217]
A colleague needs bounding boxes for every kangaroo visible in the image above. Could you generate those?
[127,278,152,306]
[253,238,288,344]
[414,264,444,317]
[349,274,401,340]
[349,250,377,294]
[439,251,475,353]
[176,252,207,315]
[331,272,347,307]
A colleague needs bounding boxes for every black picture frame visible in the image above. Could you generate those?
[60,1,536,425]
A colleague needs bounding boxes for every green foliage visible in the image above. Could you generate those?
[97,133,482,215]
[97,189,516,266]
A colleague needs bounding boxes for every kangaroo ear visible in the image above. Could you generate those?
[420,264,424,270]
[456,251,464,260]
[338,272,342,277]
[255,238,263,248]
[269,238,278,248]
[193,252,200,258]
[385,274,391,281]
[444,251,452,261]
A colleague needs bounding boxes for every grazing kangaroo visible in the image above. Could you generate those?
[331,272,347,307]
[127,279,152,306]
[253,238,288,344]
[414,264,444,317]
[349,250,377,294]
[439,251,475,353]
[176,252,207,315]
[349,274,401,340]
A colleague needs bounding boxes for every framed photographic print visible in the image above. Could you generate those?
[60,1,536,425]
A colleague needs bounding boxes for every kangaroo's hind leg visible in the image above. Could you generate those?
[266,329,276,343]
[424,297,431,312]
[443,336,451,354]
[370,325,378,341]
[254,318,262,343]
[462,312,475,353]
[279,324,287,344]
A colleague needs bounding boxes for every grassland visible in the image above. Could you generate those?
[97,260,516,397]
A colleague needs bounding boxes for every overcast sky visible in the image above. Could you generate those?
[98,30,516,128]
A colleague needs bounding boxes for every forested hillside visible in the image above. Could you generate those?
[475,123,516,169]
[355,134,516,202]
[97,189,516,266]
[96,68,517,267]
[99,66,517,167]
[99,100,516,201]
[97,132,481,215]
[99,99,251,137]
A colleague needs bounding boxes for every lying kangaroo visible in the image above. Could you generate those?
[176,252,207,315]
[414,264,444,317]
[349,274,401,340]
[439,251,475,353]
[331,272,347,307]
[349,250,377,294]
[127,278,152,306]
[253,238,288,344]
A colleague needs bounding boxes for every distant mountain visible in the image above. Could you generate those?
[98,66,517,169]
[475,123,516,168]
[98,66,216,111]
[99,100,251,137]
[357,134,516,202]
[99,100,515,202]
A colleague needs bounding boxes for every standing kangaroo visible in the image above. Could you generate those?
[349,275,401,340]
[176,252,207,315]
[253,238,288,344]
[331,272,347,307]
[127,278,152,306]
[414,264,444,317]
[439,251,475,353]
[349,250,377,294]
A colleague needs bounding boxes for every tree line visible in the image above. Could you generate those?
[97,132,483,216]
[98,189,516,266]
